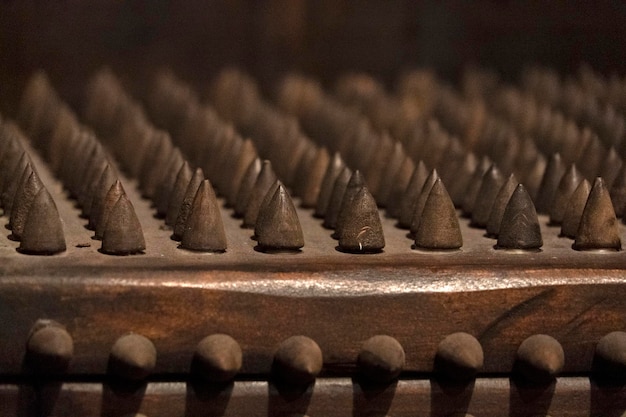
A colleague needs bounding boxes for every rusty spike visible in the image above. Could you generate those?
[95,181,125,240]
[194,334,243,382]
[18,188,66,255]
[272,336,323,386]
[243,160,277,229]
[461,156,491,217]
[101,193,146,255]
[300,147,330,208]
[535,153,564,214]
[10,169,43,240]
[496,184,542,251]
[338,186,385,253]
[235,158,262,218]
[515,334,564,384]
[409,169,439,238]
[561,179,592,239]
[26,320,73,374]
[594,331,626,382]
[414,178,462,250]
[165,162,193,227]
[573,177,621,251]
[386,155,415,219]
[435,332,484,382]
[549,164,582,225]
[398,160,428,229]
[109,334,156,380]
[323,167,352,230]
[173,168,205,241]
[88,165,117,231]
[470,164,505,228]
[315,152,345,218]
[486,174,518,238]
[255,183,304,252]
[357,335,405,384]
[335,170,366,240]
[181,180,227,252]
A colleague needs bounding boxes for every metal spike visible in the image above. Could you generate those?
[291,143,317,199]
[573,177,621,251]
[315,153,345,218]
[549,164,582,225]
[165,162,193,227]
[414,178,462,250]
[181,180,227,252]
[234,158,262,218]
[10,169,43,240]
[600,147,623,189]
[435,332,483,381]
[226,139,257,207]
[386,155,415,219]
[173,168,205,241]
[272,336,323,386]
[101,192,146,255]
[18,188,66,255]
[515,334,564,384]
[461,156,491,217]
[139,132,174,199]
[255,183,304,252]
[377,142,406,207]
[561,179,592,239]
[95,181,125,240]
[409,169,439,238]
[153,149,184,218]
[448,152,477,207]
[496,184,542,250]
[335,170,366,240]
[323,167,352,230]
[1,152,30,216]
[300,147,330,208]
[338,186,385,253]
[535,153,564,214]
[242,161,277,229]
[357,335,405,384]
[109,334,156,380]
[398,161,428,229]
[486,174,518,238]
[88,165,117,231]
[194,334,242,382]
[470,165,505,228]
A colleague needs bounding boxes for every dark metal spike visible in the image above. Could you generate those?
[461,156,491,217]
[255,183,304,252]
[181,179,227,252]
[95,180,125,240]
[242,160,277,229]
[573,177,621,251]
[561,179,592,239]
[414,178,462,250]
[153,149,184,218]
[18,188,66,255]
[25,320,73,374]
[323,166,352,230]
[335,170,366,240]
[226,139,257,207]
[398,160,428,229]
[314,152,345,218]
[300,147,330,208]
[165,161,193,227]
[101,192,146,255]
[549,164,582,225]
[10,168,43,240]
[470,164,505,228]
[338,186,385,253]
[234,158,262,218]
[409,169,439,237]
[496,184,542,250]
[173,168,205,241]
[385,155,415,219]
[88,165,117,231]
[535,153,565,214]
[486,174,518,238]
[610,164,626,218]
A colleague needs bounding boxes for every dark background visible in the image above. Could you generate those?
[1,0,626,109]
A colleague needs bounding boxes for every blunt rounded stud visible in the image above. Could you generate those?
[573,177,622,251]
[273,336,323,386]
[338,186,385,253]
[101,193,146,255]
[194,334,243,382]
[357,335,405,384]
[594,331,626,381]
[470,164,504,228]
[435,332,483,382]
[26,320,73,373]
[561,179,591,239]
[414,178,462,250]
[496,184,542,251]
[109,333,157,380]
[18,188,66,255]
[486,174,517,238]
[515,334,564,384]
[255,184,304,252]
[181,180,227,252]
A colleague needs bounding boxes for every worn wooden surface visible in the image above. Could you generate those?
[1,377,624,417]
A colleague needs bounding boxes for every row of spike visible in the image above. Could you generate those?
[16,72,145,255]
[23,319,626,385]
[0,120,65,254]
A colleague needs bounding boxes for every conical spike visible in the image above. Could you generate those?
[88,165,117,230]
[535,153,564,214]
[314,152,345,218]
[255,184,304,252]
[496,184,542,250]
[414,178,462,250]
[486,174,518,238]
[242,160,277,229]
[323,166,352,229]
[101,193,146,255]
[291,144,317,198]
[435,332,484,382]
[2,152,30,216]
[573,177,621,250]
[10,169,43,240]
[165,161,193,226]
[338,186,385,253]
[377,142,406,207]
[515,334,564,384]
[173,168,205,240]
[95,181,126,240]
[470,165,505,228]
[523,154,547,202]
[335,170,366,239]
[398,160,428,229]
[140,132,174,199]
[226,139,257,207]
[561,179,592,238]
[409,169,439,237]
[78,153,108,214]
[300,147,330,208]
[153,150,184,218]
[461,156,491,216]
[181,180,227,252]
[549,164,582,225]
[7,163,34,229]
[448,152,477,207]
[386,155,415,219]
[357,335,405,384]
[18,188,66,255]
[234,158,262,218]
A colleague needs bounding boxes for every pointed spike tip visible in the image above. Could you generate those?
[181,180,227,252]
[414,178,462,250]
[255,184,304,252]
[338,186,385,253]
[573,177,621,251]
[18,188,66,255]
[496,184,542,251]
